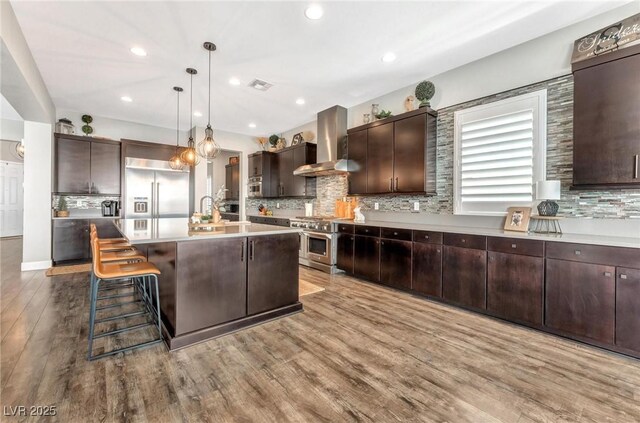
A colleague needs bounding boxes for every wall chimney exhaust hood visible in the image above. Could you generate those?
[294,105,350,177]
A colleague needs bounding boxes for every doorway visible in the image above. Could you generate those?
[206,149,241,221]
[0,160,24,237]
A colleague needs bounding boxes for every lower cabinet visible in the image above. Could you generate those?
[545,258,615,344]
[615,267,640,352]
[336,233,354,274]
[487,251,543,326]
[412,242,442,297]
[442,246,487,309]
[53,219,90,263]
[247,233,299,315]
[354,235,380,282]
[380,239,412,290]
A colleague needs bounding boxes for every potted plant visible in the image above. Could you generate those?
[57,196,69,217]
[268,134,279,152]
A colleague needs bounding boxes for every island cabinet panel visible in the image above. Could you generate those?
[412,242,442,297]
[442,245,487,309]
[175,239,247,335]
[336,233,354,274]
[487,251,544,326]
[247,233,299,315]
[347,129,367,195]
[380,239,412,290]
[545,258,615,344]
[354,235,380,282]
[148,242,178,336]
[615,267,640,353]
[366,123,394,194]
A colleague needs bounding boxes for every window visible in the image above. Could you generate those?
[453,89,547,216]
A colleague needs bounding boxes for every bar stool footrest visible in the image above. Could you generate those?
[88,338,163,361]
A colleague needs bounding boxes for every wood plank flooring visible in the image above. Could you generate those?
[1,236,639,422]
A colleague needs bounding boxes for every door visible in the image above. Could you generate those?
[412,242,442,297]
[155,170,190,217]
[124,167,154,218]
[53,219,90,263]
[616,267,640,353]
[90,142,121,194]
[487,252,543,325]
[55,137,91,193]
[0,162,23,237]
[247,233,299,315]
[278,149,294,197]
[545,259,615,344]
[573,53,640,186]
[442,246,487,309]
[176,238,247,334]
[354,235,380,282]
[366,123,393,194]
[394,114,426,193]
[380,239,412,289]
[336,233,354,274]
[347,130,367,195]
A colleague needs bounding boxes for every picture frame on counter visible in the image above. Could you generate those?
[504,206,532,232]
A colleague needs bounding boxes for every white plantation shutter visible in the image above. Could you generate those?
[454,90,547,215]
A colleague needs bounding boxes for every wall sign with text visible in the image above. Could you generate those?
[572,13,640,63]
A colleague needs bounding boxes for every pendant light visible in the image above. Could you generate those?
[169,86,184,170]
[15,139,25,158]
[197,41,221,162]
[180,67,200,166]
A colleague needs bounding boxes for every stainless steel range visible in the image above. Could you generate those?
[290,217,338,274]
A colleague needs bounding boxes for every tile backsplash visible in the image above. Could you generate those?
[248,75,640,219]
[52,194,120,215]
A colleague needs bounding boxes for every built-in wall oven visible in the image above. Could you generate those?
[248,176,262,198]
[290,217,337,274]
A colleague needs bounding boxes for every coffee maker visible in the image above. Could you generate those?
[101,200,120,217]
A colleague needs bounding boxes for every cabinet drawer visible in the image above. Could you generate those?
[380,227,412,241]
[444,233,486,250]
[545,242,640,268]
[413,230,443,245]
[355,225,381,237]
[337,223,355,234]
[488,237,544,257]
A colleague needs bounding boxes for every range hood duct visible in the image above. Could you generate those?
[294,105,352,177]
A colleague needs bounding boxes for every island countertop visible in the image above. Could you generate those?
[115,218,301,244]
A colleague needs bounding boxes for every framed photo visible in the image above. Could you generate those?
[291,132,304,145]
[504,206,532,232]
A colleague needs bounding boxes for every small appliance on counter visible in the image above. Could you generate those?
[101,200,120,217]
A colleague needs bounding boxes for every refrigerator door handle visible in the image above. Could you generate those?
[156,182,160,217]
[150,182,155,217]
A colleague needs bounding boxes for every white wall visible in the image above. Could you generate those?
[280,120,317,145]
[0,118,23,141]
[0,139,23,162]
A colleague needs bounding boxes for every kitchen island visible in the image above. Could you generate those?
[115,218,302,350]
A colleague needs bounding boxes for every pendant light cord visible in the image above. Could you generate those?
[176,89,180,148]
[207,49,211,126]
[189,72,193,141]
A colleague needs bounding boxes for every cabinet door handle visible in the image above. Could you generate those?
[393,232,398,236]
[635,155,639,179]
[604,272,612,277]
[249,240,254,261]
[241,241,245,262]
[461,239,466,243]
[511,244,517,249]
[620,274,628,279]
[389,177,393,191]
[381,241,385,245]
[395,177,399,191]
[574,250,581,255]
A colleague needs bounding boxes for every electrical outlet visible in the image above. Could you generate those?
[276,203,280,209]
[413,201,420,212]
[374,202,379,210]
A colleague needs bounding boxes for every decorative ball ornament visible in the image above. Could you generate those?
[81,114,94,136]
[415,81,435,108]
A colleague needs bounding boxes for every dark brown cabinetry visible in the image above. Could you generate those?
[545,258,615,344]
[247,234,299,315]
[337,233,355,274]
[354,235,380,282]
[380,239,412,290]
[572,45,640,188]
[248,151,278,198]
[54,134,121,195]
[276,143,316,198]
[412,242,442,297]
[616,267,640,353]
[225,163,240,200]
[52,218,120,264]
[442,239,487,309]
[346,108,437,195]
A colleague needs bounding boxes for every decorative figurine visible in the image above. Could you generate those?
[415,81,435,108]
[353,206,365,223]
[404,95,416,112]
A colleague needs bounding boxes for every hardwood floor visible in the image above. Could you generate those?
[1,236,639,422]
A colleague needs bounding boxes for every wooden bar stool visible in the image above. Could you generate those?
[88,238,163,360]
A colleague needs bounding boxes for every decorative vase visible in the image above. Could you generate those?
[371,104,379,121]
[363,114,371,124]
[212,210,221,223]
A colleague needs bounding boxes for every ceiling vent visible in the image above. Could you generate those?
[248,79,273,91]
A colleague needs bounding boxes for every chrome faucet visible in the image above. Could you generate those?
[199,195,214,214]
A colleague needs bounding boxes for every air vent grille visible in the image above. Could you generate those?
[248,79,273,91]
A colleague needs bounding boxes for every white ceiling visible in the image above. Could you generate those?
[11,1,627,136]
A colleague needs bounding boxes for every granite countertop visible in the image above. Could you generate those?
[333,219,640,249]
[115,218,301,244]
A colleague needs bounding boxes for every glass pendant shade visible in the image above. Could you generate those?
[180,137,199,166]
[197,124,220,162]
[169,149,184,170]
[15,139,25,158]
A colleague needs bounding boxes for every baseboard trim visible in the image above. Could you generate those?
[21,260,53,271]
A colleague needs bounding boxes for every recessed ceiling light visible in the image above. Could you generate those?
[229,77,241,86]
[305,4,323,20]
[121,96,133,102]
[296,98,306,105]
[193,111,202,117]
[130,47,147,57]
[248,123,256,128]
[381,52,396,63]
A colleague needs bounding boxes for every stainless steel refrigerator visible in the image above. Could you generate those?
[124,157,190,218]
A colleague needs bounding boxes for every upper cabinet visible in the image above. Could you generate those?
[572,45,640,189]
[54,134,121,195]
[276,143,316,198]
[346,108,437,195]
[225,163,240,200]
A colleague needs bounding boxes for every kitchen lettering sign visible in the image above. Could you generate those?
[572,13,640,63]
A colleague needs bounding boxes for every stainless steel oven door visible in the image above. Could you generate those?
[248,177,262,198]
[305,231,334,266]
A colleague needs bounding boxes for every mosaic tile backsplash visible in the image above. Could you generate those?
[248,75,640,219]
[52,195,120,212]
